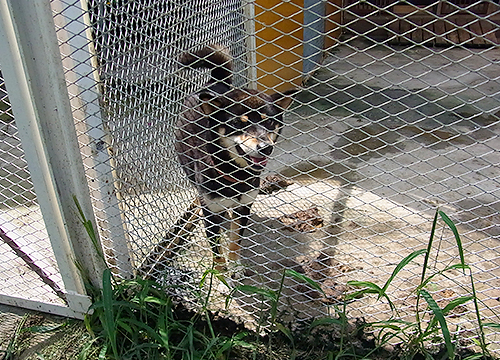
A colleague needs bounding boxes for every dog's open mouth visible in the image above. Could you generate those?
[249,156,268,168]
[235,145,269,170]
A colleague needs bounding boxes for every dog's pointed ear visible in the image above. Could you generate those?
[199,92,222,115]
[271,88,299,111]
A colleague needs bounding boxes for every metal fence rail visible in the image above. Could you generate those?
[0,0,498,352]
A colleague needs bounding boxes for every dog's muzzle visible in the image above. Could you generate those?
[257,143,273,157]
[247,143,273,170]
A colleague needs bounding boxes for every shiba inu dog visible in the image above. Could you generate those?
[175,45,296,272]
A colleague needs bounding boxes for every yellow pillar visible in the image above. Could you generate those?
[254,0,342,93]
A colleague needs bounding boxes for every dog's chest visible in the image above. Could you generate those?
[204,189,259,213]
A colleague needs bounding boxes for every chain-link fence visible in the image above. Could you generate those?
[0,70,66,307]
[1,0,499,352]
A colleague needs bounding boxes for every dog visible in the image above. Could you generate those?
[175,45,296,272]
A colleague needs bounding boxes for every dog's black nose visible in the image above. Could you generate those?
[258,143,273,156]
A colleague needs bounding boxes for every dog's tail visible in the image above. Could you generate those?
[179,45,233,85]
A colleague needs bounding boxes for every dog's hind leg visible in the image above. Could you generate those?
[228,205,251,262]
[202,208,226,270]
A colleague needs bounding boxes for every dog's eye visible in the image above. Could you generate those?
[226,117,247,129]
[263,118,280,131]
[258,113,278,128]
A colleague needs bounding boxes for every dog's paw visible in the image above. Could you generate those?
[213,269,239,294]
[211,257,253,285]
[212,256,227,272]
[216,277,233,295]
[227,261,253,280]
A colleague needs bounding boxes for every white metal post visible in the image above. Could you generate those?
[51,0,134,277]
[243,0,258,90]
[0,0,106,317]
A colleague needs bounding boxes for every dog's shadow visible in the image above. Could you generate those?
[228,214,338,322]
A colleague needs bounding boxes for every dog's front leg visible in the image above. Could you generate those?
[228,205,251,262]
[202,208,226,270]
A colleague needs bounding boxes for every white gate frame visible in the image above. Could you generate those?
[51,0,134,277]
[0,0,106,318]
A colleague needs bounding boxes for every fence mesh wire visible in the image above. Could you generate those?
[0,71,65,305]
[50,0,500,352]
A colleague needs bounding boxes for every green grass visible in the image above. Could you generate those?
[72,200,499,360]
[344,210,499,360]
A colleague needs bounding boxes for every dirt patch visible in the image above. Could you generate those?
[278,207,324,232]
[0,306,91,360]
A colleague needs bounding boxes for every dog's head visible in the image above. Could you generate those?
[199,89,296,171]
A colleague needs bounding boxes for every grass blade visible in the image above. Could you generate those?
[285,269,325,295]
[415,210,439,339]
[417,264,470,291]
[21,322,67,334]
[102,269,118,358]
[381,249,427,295]
[199,268,215,288]
[421,209,439,284]
[426,296,474,331]
[275,323,294,345]
[309,317,344,328]
[98,344,107,360]
[231,285,277,301]
[347,281,382,293]
[420,289,454,360]
[346,280,383,298]
[442,296,473,315]
[123,318,165,345]
[370,319,413,328]
[346,280,398,311]
[439,211,465,268]
[115,319,133,335]
[483,322,500,329]
[143,296,169,306]
[442,263,470,272]
[227,284,277,310]
[73,196,105,262]
[345,280,383,301]
[462,354,484,360]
